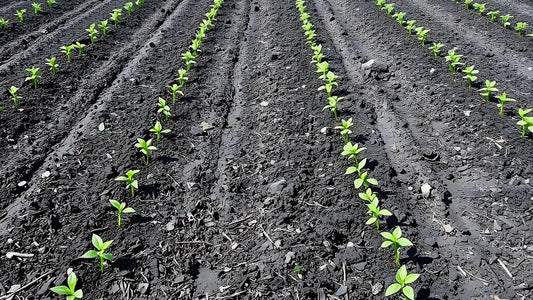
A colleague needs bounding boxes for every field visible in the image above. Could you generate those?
[0,0,532,299]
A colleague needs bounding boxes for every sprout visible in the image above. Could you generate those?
[393,12,406,25]
[47,0,56,8]
[444,50,464,73]
[478,80,498,102]
[191,38,202,57]
[86,23,98,44]
[135,138,157,165]
[358,188,378,203]
[515,22,527,36]
[115,170,140,197]
[109,200,135,228]
[487,11,499,22]
[517,109,533,136]
[500,14,513,29]
[495,93,515,116]
[323,96,343,120]
[461,65,478,88]
[382,3,395,16]
[81,234,114,273]
[0,18,8,30]
[9,86,21,106]
[15,9,26,22]
[50,271,83,300]
[366,198,392,230]
[381,227,413,265]
[334,118,353,144]
[385,265,420,300]
[150,121,171,141]
[99,20,109,36]
[406,20,416,35]
[354,171,378,189]
[181,51,196,71]
[110,9,122,26]
[416,27,430,45]
[175,69,188,88]
[472,3,485,16]
[46,57,59,75]
[316,61,329,80]
[74,42,86,55]
[464,0,473,9]
[311,44,323,64]
[341,142,366,169]
[157,97,171,121]
[167,84,183,104]
[429,42,443,59]
[124,2,134,16]
[135,0,145,6]
[31,3,42,16]
[25,67,40,89]
[61,45,75,63]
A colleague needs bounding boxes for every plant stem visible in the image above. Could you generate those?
[334,109,338,120]
[394,244,399,265]
[100,256,104,273]
[117,212,122,228]
[131,185,135,197]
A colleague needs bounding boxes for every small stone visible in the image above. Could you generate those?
[361,59,376,70]
[284,251,295,264]
[18,181,27,187]
[260,101,269,107]
[268,179,286,194]
[41,171,51,178]
[430,68,435,74]
[421,183,432,198]
[463,110,471,116]
[443,224,454,233]
[200,121,214,131]
[347,242,354,248]
[371,282,383,295]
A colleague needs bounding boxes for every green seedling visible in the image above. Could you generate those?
[206,10,217,23]
[201,19,213,31]
[416,28,430,45]
[515,22,527,36]
[61,45,75,63]
[124,2,134,16]
[136,0,145,6]
[346,157,367,178]
[366,198,392,230]
[341,142,366,169]
[461,65,478,88]
[473,3,485,16]
[300,12,310,23]
[382,3,395,16]
[385,265,420,300]
[115,170,139,197]
[311,44,323,64]
[175,69,188,88]
[16,9,26,22]
[25,67,40,89]
[99,20,109,36]
[47,0,56,8]
[181,51,196,71]
[487,10,499,22]
[302,21,313,32]
[168,84,183,104]
[86,23,98,44]
[444,50,464,73]
[393,12,406,25]
[75,42,86,55]
[376,0,386,9]
[81,234,114,273]
[135,138,157,165]
[305,29,316,45]
[334,117,353,144]
[464,0,473,9]
[501,14,512,29]
[381,227,413,265]
[0,18,8,30]
[316,61,329,80]
[150,121,171,141]
[354,171,378,189]
[157,97,171,121]
[359,188,378,203]
[495,93,515,116]
[110,9,122,26]
[46,57,59,75]
[9,86,21,106]
[50,271,83,300]
[517,108,533,136]
[478,80,498,102]
[318,81,336,98]
[323,96,343,120]
[32,3,42,16]
[191,38,202,57]
[109,199,135,228]
[429,42,443,58]
[406,20,416,35]
[527,33,533,37]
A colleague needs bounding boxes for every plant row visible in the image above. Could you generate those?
[0,0,68,30]
[3,0,146,112]
[373,0,533,137]
[452,0,531,37]
[296,1,420,299]
[48,0,225,299]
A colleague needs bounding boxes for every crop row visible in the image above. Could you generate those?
[0,0,67,30]
[2,1,146,112]
[373,0,533,137]
[296,0,420,299]
[453,0,531,37]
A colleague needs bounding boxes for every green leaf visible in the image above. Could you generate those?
[404,273,420,284]
[67,272,77,292]
[50,285,73,295]
[380,209,393,216]
[81,250,98,259]
[396,265,407,283]
[67,295,75,300]
[367,178,378,186]
[354,178,363,189]
[366,217,376,225]
[74,289,83,298]
[115,176,128,181]
[393,226,402,238]
[385,283,402,296]
[131,180,139,189]
[101,240,113,250]
[381,240,393,248]
[381,232,393,240]
[123,207,135,213]
[109,199,121,210]
[92,234,103,249]
[102,253,114,260]
[397,237,413,247]
[358,158,366,170]
[403,285,415,300]
[345,167,357,175]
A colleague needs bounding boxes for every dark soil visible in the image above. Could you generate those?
[0,0,532,299]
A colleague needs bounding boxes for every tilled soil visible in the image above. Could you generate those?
[0,0,532,299]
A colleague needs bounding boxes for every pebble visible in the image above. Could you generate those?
[41,171,51,178]
[421,183,432,198]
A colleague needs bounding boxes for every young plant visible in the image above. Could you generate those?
[61,45,75,63]
[429,42,443,58]
[115,170,140,197]
[334,117,353,144]
[366,198,392,230]
[32,3,42,16]
[406,20,416,35]
[311,44,323,64]
[9,86,21,106]
[46,57,59,75]
[74,42,86,55]
[150,121,171,141]
[444,50,464,73]
[316,61,329,80]
[0,18,8,30]
[354,171,378,189]
[157,97,171,121]
[517,108,533,136]
[464,0,473,9]
[376,0,386,9]
[478,80,498,102]
[495,93,515,116]
[134,138,157,165]
[86,23,98,44]
[81,234,114,273]
[124,2,134,16]
[175,69,188,88]
[341,142,366,169]
[381,226,413,265]
[416,28,430,45]
[359,188,378,203]
[500,14,513,29]
[472,3,485,16]
[109,200,135,228]
[110,9,122,26]
[99,20,109,36]
[487,10,499,22]
[323,96,343,119]
[191,38,202,57]
[515,22,527,36]
[136,0,145,6]
[25,67,40,89]
[461,65,478,88]
[393,12,406,25]
[181,51,196,71]
[47,0,57,8]
[16,9,26,22]
[382,3,395,16]
[385,265,420,300]
[167,84,183,104]
[50,271,83,300]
